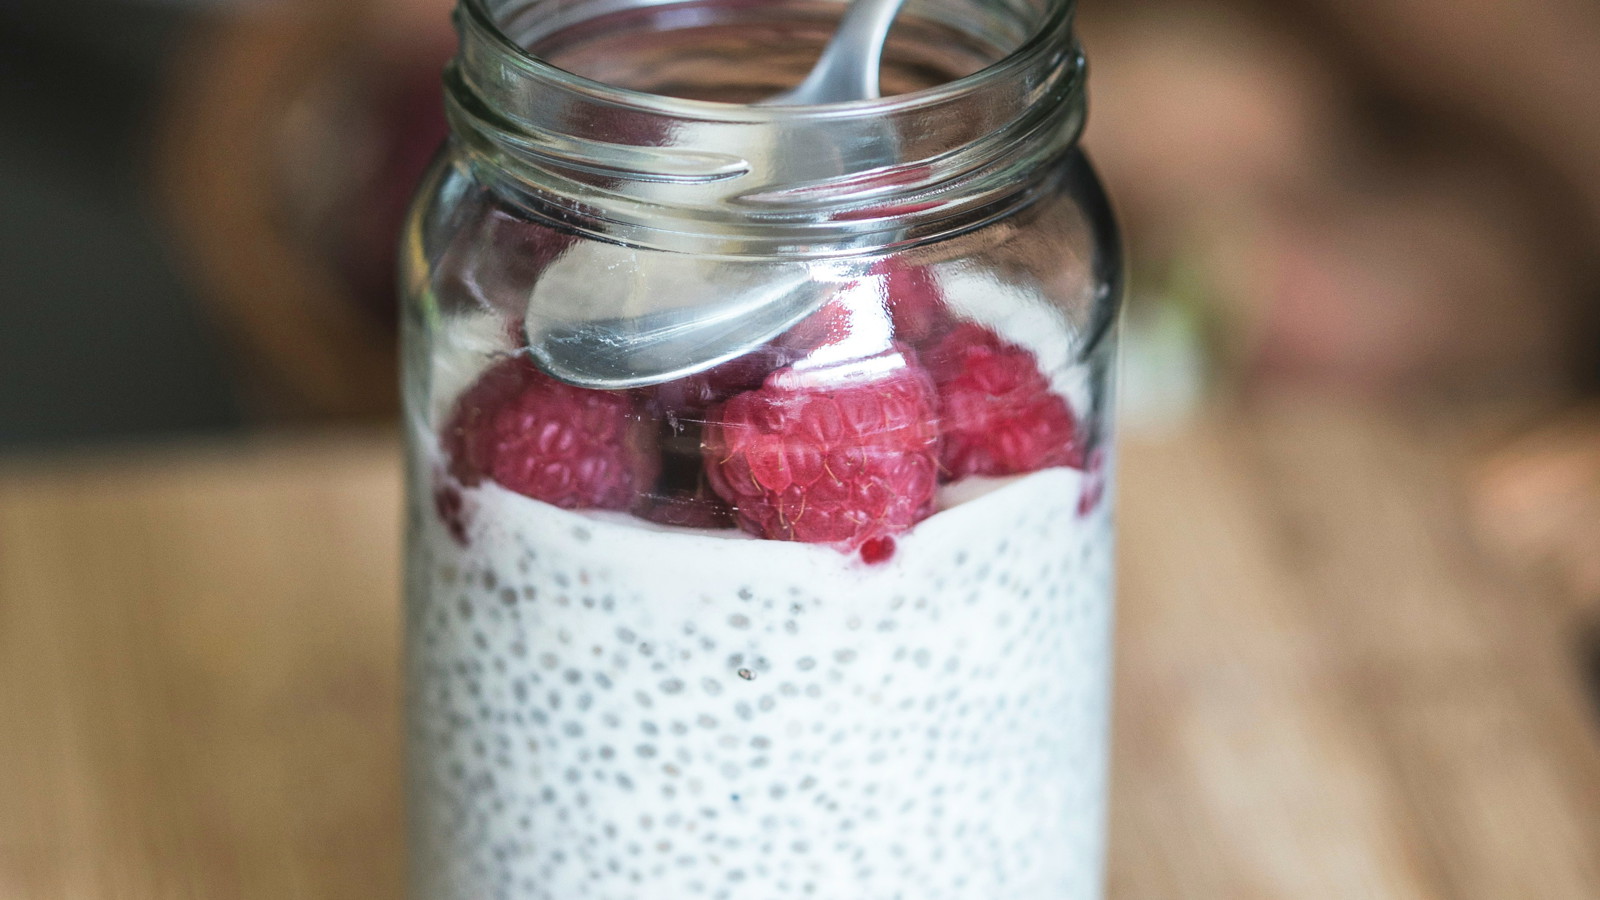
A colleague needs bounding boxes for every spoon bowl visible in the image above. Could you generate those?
[524,0,910,389]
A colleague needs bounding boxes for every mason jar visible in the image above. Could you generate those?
[401,0,1122,897]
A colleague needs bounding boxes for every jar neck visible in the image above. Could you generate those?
[444,0,1086,254]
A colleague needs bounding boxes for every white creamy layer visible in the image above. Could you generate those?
[406,452,1115,900]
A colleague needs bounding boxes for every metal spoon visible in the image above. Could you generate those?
[524,0,909,389]
[767,0,906,105]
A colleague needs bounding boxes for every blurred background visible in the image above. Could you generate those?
[3,0,1600,895]
[3,0,1597,590]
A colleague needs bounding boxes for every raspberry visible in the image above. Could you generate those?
[703,358,941,554]
[782,260,950,353]
[642,349,798,530]
[926,324,1084,479]
[877,259,951,344]
[443,357,658,510]
[644,344,794,418]
[781,297,859,352]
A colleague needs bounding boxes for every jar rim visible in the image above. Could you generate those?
[458,0,1075,122]
[447,0,1087,251]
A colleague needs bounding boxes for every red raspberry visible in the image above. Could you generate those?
[781,297,859,352]
[877,259,951,344]
[642,349,799,530]
[703,358,941,555]
[781,260,950,353]
[926,324,1084,479]
[776,274,889,355]
[443,357,658,510]
[644,344,795,418]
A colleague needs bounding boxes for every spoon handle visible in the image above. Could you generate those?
[771,0,910,105]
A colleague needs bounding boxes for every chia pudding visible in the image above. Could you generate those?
[404,275,1116,900]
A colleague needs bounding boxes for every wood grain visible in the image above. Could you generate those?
[0,435,404,900]
[0,411,1595,898]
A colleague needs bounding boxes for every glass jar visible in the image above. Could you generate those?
[401,0,1121,898]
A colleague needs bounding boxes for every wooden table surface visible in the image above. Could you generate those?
[3,405,1598,899]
